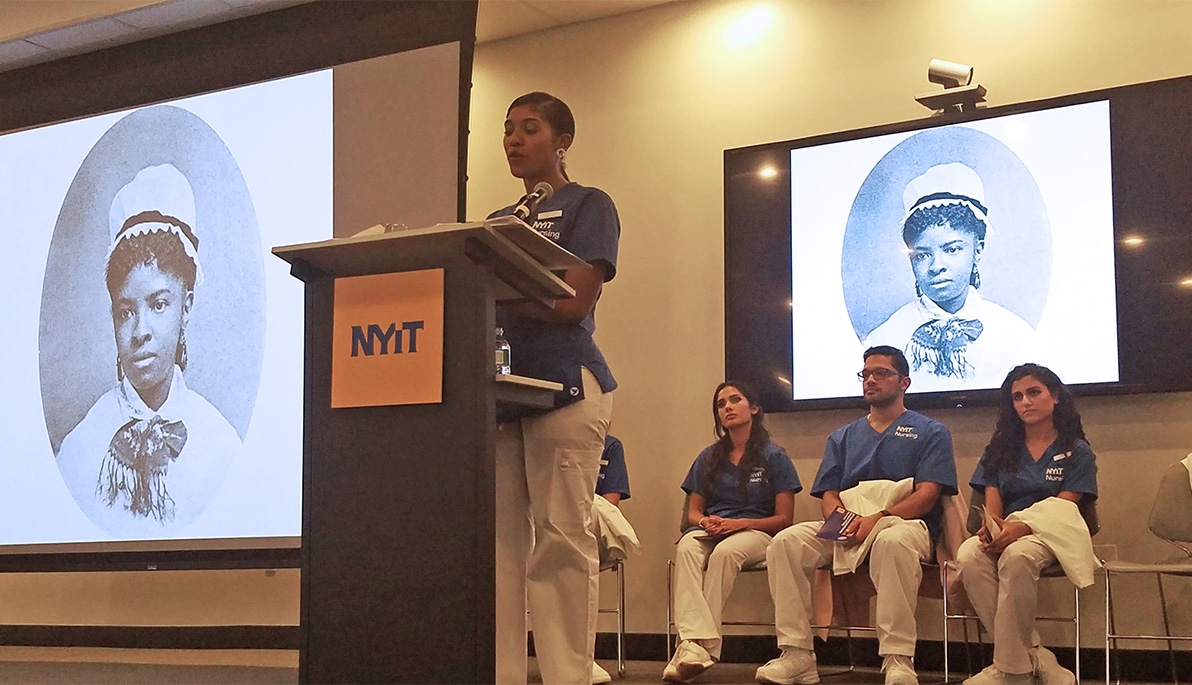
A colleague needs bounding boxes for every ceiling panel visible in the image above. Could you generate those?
[525,0,677,25]
[0,39,48,63]
[0,0,681,72]
[0,1,162,43]
[114,0,232,30]
[22,17,138,50]
[476,0,559,44]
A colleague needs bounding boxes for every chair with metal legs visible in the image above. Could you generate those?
[942,488,1097,684]
[1103,459,1192,685]
[598,558,628,678]
[665,557,770,658]
[943,560,1083,683]
[529,558,626,679]
[664,554,947,675]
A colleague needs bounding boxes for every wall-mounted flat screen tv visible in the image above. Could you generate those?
[725,75,1192,411]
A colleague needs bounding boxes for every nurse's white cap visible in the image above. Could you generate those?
[105,163,203,286]
[901,162,988,225]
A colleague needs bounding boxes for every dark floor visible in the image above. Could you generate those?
[0,658,887,684]
[564,659,1164,685]
[0,652,1166,684]
[575,660,888,685]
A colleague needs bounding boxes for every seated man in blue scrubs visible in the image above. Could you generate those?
[757,346,958,685]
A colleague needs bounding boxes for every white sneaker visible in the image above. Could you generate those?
[1030,646,1075,685]
[962,664,1032,685]
[755,647,820,684]
[662,640,715,683]
[592,660,612,684]
[882,655,919,685]
[663,645,685,683]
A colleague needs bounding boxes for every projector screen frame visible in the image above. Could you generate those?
[0,0,477,571]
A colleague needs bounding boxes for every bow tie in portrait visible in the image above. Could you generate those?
[96,416,188,524]
[907,318,984,379]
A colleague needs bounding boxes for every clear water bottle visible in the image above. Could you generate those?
[495,327,511,375]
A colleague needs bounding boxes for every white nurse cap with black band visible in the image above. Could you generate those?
[901,162,988,226]
[104,163,203,287]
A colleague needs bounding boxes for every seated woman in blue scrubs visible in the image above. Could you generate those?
[665,381,802,683]
[956,364,1097,685]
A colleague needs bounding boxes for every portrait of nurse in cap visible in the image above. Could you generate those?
[56,163,242,537]
[863,162,1036,392]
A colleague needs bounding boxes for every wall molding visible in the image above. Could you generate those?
[0,625,299,650]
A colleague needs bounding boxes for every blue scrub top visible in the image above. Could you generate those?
[491,182,620,421]
[971,439,1098,516]
[682,441,803,521]
[596,434,630,499]
[812,410,958,540]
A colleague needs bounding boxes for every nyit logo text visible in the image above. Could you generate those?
[350,321,425,356]
[532,220,561,240]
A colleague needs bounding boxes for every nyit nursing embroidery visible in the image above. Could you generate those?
[748,467,766,484]
[532,209,563,240]
[1045,465,1065,482]
[894,425,919,440]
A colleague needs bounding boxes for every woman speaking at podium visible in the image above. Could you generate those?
[490,92,621,685]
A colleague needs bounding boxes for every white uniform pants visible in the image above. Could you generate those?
[673,529,772,659]
[495,368,613,685]
[767,519,931,657]
[955,534,1055,674]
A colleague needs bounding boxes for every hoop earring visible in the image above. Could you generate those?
[556,148,565,159]
[177,329,188,371]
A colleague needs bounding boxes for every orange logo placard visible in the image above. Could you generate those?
[331,268,444,408]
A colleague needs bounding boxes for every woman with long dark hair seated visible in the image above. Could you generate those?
[956,364,1098,685]
[665,381,802,683]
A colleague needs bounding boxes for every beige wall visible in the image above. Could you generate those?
[469,0,1192,647]
[2,0,1192,653]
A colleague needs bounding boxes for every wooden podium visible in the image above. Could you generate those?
[273,217,585,684]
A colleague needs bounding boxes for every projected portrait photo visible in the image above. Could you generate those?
[841,127,1051,393]
[789,100,1116,401]
[40,106,266,538]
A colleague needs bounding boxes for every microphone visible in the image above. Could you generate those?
[512,182,554,221]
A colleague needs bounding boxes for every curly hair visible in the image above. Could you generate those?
[699,381,772,497]
[902,202,987,244]
[983,363,1088,476]
[105,227,197,298]
[902,203,987,291]
[106,226,198,375]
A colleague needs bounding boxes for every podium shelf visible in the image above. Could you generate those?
[495,373,562,409]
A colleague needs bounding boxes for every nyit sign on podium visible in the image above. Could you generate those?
[330,268,444,408]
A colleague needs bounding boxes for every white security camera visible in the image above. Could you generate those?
[916,59,985,115]
[927,59,974,89]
